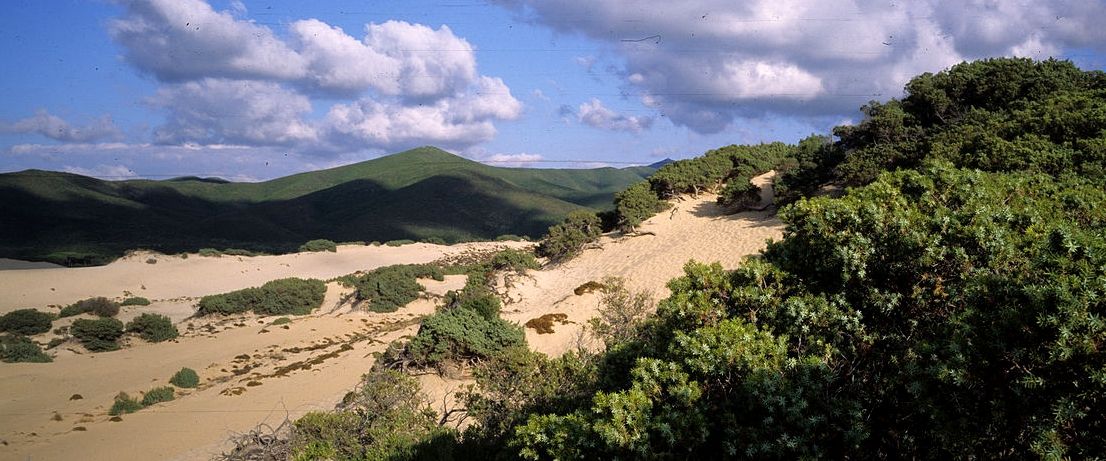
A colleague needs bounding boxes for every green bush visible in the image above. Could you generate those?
[140,386,175,406]
[613,181,669,231]
[488,248,540,273]
[716,176,761,209]
[70,317,125,352]
[197,248,222,257]
[196,278,326,316]
[405,286,525,368]
[120,297,151,306]
[422,236,448,245]
[0,334,51,363]
[59,297,120,318]
[109,392,142,416]
[170,367,200,388]
[125,313,178,343]
[299,239,337,253]
[384,239,415,247]
[222,248,263,257]
[270,317,292,326]
[0,309,54,335]
[346,265,444,313]
[495,234,527,242]
[537,211,602,263]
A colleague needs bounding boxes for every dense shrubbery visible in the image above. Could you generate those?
[0,334,51,363]
[343,264,444,313]
[59,297,119,318]
[70,317,125,352]
[0,309,54,335]
[299,239,337,252]
[120,296,151,306]
[613,182,669,231]
[649,143,794,198]
[537,211,602,263]
[404,297,525,368]
[170,367,200,388]
[126,313,178,342]
[385,239,416,247]
[197,278,326,316]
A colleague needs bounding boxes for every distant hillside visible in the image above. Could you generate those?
[0,147,654,265]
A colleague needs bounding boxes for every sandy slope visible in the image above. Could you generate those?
[502,172,784,356]
[0,173,783,460]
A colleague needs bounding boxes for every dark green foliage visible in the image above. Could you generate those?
[140,386,175,406]
[422,236,447,245]
[613,181,669,231]
[222,248,264,257]
[345,265,444,313]
[120,297,151,306]
[288,369,454,461]
[0,334,52,363]
[59,297,120,318]
[125,313,178,343]
[406,308,525,367]
[537,211,602,263]
[196,278,326,316]
[197,248,222,257]
[715,176,760,209]
[487,248,540,273]
[385,239,416,247]
[0,147,655,266]
[649,143,794,198]
[299,239,337,253]
[109,392,142,416]
[0,309,54,335]
[775,134,840,203]
[170,367,200,388]
[70,317,125,352]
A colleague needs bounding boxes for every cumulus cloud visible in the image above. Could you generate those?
[109,0,307,82]
[577,99,653,133]
[495,0,1106,133]
[483,153,544,167]
[148,78,318,146]
[0,110,122,142]
[323,76,521,151]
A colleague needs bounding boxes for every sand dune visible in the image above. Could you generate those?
[0,173,783,460]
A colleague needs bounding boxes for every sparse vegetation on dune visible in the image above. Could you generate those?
[126,313,178,342]
[0,334,52,363]
[298,239,337,253]
[70,317,125,352]
[170,367,200,388]
[59,297,119,318]
[120,296,151,306]
[0,309,54,335]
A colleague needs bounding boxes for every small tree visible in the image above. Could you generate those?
[614,181,668,232]
[537,211,602,263]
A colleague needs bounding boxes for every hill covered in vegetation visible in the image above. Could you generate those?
[0,147,654,265]
[251,58,1106,460]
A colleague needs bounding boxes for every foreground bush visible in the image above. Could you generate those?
[613,181,669,231]
[405,294,525,367]
[537,211,602,263]
[299,239,337,253]
[0,309,54,335]
[70,318,125,352]
[109,392,142,416]
[0,334,51,363]
[197,278,326,316]
[59,297,119,318]
[170,367,200,388]
[125,313,178,342]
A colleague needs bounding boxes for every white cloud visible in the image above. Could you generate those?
[0,110,122,143]
[577,98,653,133]
[148,78,317,146]
[495,0,1106,133]
[62,164,139,179]
[109,0,307,82]
[483,153,544,167]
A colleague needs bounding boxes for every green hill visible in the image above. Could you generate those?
[0,147,654,265]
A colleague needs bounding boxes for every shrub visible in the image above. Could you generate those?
[406,303,525,367]
[196,278,326,316]
[126,313,178,342]
[0,309,54,335]
[716,176,762,210]
[347,265,444,313]
[222,248,263,257]
[170,367,200,388]
[537,211,602,263]
[488,248,540,273]
[299,239,338,253]
[0,334,52,363]
[422,236,448,245]
[614,181,669,231]
[59,297,120,318]
[141,386,175,406]
[495,234,527,242]
[109,392,142,416]
[384,239,415,247]
[270,317,292,326]
[70,318,125,352]
[197,248,222,257]
[120,297,151,306]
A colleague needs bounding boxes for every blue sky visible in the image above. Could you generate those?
[2,0,1104,181]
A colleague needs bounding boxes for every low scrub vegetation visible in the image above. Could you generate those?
[140,386,175,406]
[342,264,444,313]
[384,239,415,247]
[197,278,326,316]
[170,367,200,388]
[109,392,142,416]
[125,313,178,342]
[0,309,54,335]
[59,297,119,318]
[402,288,525,369]
[537,211,602,263]
[0,334,51,363]
[299,239,337,253]
[120,296,151,306]
[70,317,125,352]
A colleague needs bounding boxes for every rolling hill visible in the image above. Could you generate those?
[0,147,655,265]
